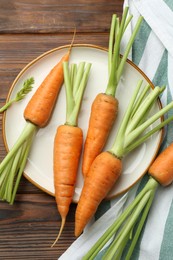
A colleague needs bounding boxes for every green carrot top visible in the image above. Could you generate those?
[106,7,143,97]
[63,61,92,127]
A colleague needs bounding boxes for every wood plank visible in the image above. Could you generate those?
[0,33,109,98]
[0,0,123,33]
[0,193,77,259]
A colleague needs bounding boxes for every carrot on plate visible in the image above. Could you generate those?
[148,143,173,186]
[52,61,91,246]
[0,45,71,204]
[75,80,173,237]
[24,52,69,127]
[83,142,173,260]
[82,7,143,177]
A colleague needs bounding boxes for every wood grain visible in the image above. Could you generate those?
[0,193,76,259]
[0,1,123,259]
[0,0,123,33]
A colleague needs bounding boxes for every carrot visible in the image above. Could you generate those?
[24,52,69,127]
[148,143,173,186]
[53,125,83,243]
[51,61,91,246]
[83,143,173,260]
[82,8,143,177]
[75,152,122,237]
[75,81,173,237]
[0,44,72,204]
[82,94,118,175]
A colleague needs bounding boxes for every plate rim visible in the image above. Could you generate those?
[2,43,164,201]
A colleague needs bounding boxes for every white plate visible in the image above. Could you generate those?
[3,44,163,202]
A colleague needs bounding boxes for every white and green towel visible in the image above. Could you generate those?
[59,0,173,259]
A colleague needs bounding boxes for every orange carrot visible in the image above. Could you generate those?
[75,151,122,237]
[82,10,143,177]
[51,61,91,245]
[24,52,69,127]
[82,94,118,176]
[148,143,173,186]
[53,125,83,241]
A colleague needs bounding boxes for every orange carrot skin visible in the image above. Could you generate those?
[82,93,118,177]
[149,143,173,186]
[24,52,69,127]
[54,125,83,218]
[75,151,122,237]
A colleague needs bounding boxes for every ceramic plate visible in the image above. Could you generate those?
[3,44,163,202]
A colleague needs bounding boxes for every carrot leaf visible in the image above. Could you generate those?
[0,77,34,113]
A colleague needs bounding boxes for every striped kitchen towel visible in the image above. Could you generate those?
[59,0,173,259]
[121,1,173,259]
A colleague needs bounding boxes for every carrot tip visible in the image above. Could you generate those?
[69,27,76,54]
[51,217,66,247]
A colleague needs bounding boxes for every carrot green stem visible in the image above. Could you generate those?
[11,137,34,204]
[124,114,173,155]
[4,147,23,202]
[110,80,143,158]
[108,14,117,74]
[123,14,133,34]
[73,62,85,99]
[63,61,91,126]
[0,122,37,204]
[83,177,158,260]
[125,100,173,148]
[130,84,150,118]
[125,190,155,260]
[106,7,143,97]
[109,80,173,158]
[70,64,77,90]
[69,63,92,126]
[63,62,75,120]
[113,7,129,70]
[102,190,152,260]
[126,86,165,134]
[116,16,143,83]
[0,100,14,112]
[0,123,36,171]
[106,7,129,96]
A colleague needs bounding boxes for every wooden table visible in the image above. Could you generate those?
[0,1,123,259]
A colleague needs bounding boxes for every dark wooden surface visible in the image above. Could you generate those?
[0,1,123,259]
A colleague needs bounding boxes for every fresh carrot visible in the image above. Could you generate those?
[82,94,118,175]
[52,61,91,246]
[148,143,173,186]
[0,44,72,204]
[75,152,122,236]
[75,81,173,237]
[82,8,143,177]
[83,142,173,260]
[24,52,69,127]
